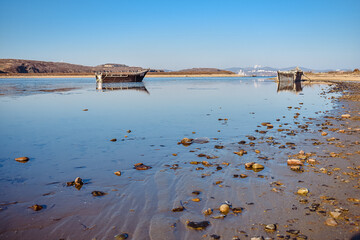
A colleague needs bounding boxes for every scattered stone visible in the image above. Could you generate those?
[290,166,303,172]
[30,204,43,211]
[330,211,341,219]
[180,138,193,145]
[287,159,303,166]
[219,204,230,214]
[186,221,210,230]
[134,163,152,170]
[255,149,261,154]
[212,214,226,219]
[172,206,185,212]
[239,174,248,178]
[114,233,129,239]
[234,150,247,156]
[265,224,277,231]
[252,163,264,169]
[325,218,338,226]
[297,188,309,195]
[110,138,117,142]
[83,109,88,111]
[341,114,351,118]
[214,145,224,149]
[210,234,221,239]
[307,159,317,164]
[192,198,201,202]
[15,157,29,163]
[309,203,320,211]
[203,208,213,215]
[245,162,255,168]
[74,177,83,189]
[127,130,131,133]
[232,207,243,213]
[251,237,264,240]
[91,191,107,197]
[192,190,201,195]
[286,229,299,235]
[114,171,121,176]
[321,132,328,136]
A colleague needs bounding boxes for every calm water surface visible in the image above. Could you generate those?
[0,77,337,239]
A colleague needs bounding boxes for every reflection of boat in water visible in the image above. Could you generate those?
[277,80,302,93]
[277,67,303,93]
[95,69,149,83]
[96,82,149,94]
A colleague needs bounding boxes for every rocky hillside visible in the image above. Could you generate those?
[0,59,144,74]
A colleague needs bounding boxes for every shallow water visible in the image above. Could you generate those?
[0,77,338,239]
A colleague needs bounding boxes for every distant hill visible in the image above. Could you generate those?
[225,66,353,76]
[178,68,232,73]
[0,59,145,74]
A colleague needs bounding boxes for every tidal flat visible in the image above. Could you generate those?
[0,77,359,240]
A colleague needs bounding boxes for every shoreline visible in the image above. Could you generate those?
[0,73,241,79]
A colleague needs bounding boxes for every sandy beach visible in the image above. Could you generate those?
[0,76,359,239]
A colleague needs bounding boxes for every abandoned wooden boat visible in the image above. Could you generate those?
[95,69,149,83]
[277,67,303,82]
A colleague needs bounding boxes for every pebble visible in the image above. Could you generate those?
[265,224,277,231]
[203,208,213,215]
[210,234,221,239]
[325,217,338,226]
[15,157,29,163]
[341,114,351,118]
[172,206,185,212]
[30,204,43,211]
[83,109,88,111]
[330,211,341,219]
[219,204,230,214]
[239,174,248,178]
[286,229,300,235]
[252,163,264,169]
[192,198,201,202]
[321,132,328,136]
[114,233,128,239]
[245,162,255,168]
[287,159,303,165]
[290,166,303,172]
[110,138,117,142]
[186,221,210,230]
[74,177,83,186]
[192,190,201,195]
[114,171,121,176]
[134,163,152,170]
[251,237,264,240]
[91,191,106,197]
[297,188,309,195]
[307,159,317,164]
[180,138,193,145]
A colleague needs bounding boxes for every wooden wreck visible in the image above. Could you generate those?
[95,69,149,84]
[277,67,303,82]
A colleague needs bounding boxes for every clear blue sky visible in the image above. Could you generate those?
[0,0,359,70]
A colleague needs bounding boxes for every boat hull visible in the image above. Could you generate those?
[95,70,148,83]
[277,71,303,82]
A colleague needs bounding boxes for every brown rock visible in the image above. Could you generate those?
[325,218,338,226]
[15,157,29,163]
[287,159,303,166]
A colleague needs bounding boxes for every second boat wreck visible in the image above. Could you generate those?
[277,67,303,82]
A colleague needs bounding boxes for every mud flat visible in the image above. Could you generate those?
[0,77,359,239]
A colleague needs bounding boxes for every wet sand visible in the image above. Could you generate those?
[0,79,359,240]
